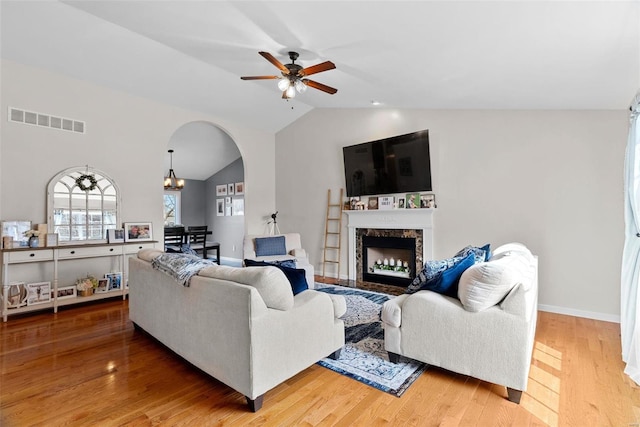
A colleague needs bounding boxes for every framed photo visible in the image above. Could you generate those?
[227,183,235,195]
[5,282,27,308]
[106,228,125,243]
[105,272,123,291]
[26,282,51,305]
[235,182,244,195]
[225,205,232,216]
[225,196,231,205]
[216,185,227,196]
[1,220,31,246]
[54,286,77,300]
[233,198,244,216]
[217,199,224,216]
[398,198,405,209]
[406,193,420,209]
[46,233,59,247]
[123,222,153,242]
[420,193,436,208]
[379,196,394,210]
[349,197,360,210]
[96,278,109,293]
[367,197,378,210]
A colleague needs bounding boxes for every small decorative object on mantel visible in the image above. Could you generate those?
[76,275,98,297]
[420,193,436,208]
[23,229,41,248]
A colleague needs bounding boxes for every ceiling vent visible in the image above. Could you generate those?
[8,107,85,134]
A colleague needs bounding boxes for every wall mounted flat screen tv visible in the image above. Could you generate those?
[343,129,432,197]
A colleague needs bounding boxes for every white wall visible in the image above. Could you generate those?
[276,108,627,321]
[0,60,276,249]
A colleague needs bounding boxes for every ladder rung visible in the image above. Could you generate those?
[325,246,340,249]
[327,218,340,221]
[326,232,340,235]
[324,260,339,264]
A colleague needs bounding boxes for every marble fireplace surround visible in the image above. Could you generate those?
[344,210,434,282]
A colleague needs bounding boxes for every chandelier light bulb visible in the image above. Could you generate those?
[277,78,291,91]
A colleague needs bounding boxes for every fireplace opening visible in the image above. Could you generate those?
[362,235,416,287]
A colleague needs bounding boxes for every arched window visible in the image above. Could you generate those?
[47,167,121,243]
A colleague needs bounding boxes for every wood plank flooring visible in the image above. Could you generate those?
[1,295,639,426]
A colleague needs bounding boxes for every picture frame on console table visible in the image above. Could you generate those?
[96,279,109,293]
[54,286,77,300]
[106,229,125,243]
[105,273,123,291]
[26,282,51,306]
[123,222,153,242]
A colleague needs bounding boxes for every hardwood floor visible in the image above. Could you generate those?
[1,295,639,426]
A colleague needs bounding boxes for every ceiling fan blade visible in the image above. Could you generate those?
[303,79,338,95]
[240,75,279,80]
[300,61,336,77]
[259,51,289,74]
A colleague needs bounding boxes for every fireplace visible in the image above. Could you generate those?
[362,235,416,287]
[345,209,434,284]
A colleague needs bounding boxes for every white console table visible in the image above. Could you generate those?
[1,241,156,322]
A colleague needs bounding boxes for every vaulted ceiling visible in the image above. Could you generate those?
[2,1,639,178]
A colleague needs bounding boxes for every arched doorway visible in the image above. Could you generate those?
[164,121,244,265]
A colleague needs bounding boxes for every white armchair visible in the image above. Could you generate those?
[381,243,538,403]
[243,233,315,288]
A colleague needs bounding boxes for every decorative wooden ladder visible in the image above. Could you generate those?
[322,188,344,282]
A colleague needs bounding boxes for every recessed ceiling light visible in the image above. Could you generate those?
[371,100,382,106]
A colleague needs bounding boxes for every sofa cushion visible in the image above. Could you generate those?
[406,253,475,297]
[138,248,164,262]
[198,264,294,310]
[244,259,309,295]
[458,249,532,312]
[254,236,287,257]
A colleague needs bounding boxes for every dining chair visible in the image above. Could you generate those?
[164,226,186,253]
[187,225,220,263]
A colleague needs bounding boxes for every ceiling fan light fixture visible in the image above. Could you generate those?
[295,79,307,93]
[277,78,291,91]
[285,85,296,98]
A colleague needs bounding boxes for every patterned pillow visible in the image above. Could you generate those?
[254,236,287,257]
[454,244,491,264]
[407,254,463,294]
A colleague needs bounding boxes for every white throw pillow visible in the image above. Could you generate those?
[458,251,530,312]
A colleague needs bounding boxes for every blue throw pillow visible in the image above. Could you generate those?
[254,236,287,257]
[244,259,308,295]
[406,253,476,297]
[422,253,476,297]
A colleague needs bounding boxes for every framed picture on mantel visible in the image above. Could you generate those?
[379,196,394,210]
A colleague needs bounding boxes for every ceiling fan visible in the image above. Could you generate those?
[241,51,337,99]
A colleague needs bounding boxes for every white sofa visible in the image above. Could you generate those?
[129,249,345,411]
[381,243,538,403]
[243,233,315,288]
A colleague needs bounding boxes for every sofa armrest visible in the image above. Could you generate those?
[290,248,307,258]
[381,294,410,327]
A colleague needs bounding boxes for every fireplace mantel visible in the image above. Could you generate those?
[344,209,434,281]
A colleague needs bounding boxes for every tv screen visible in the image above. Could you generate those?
[343,129,432,197]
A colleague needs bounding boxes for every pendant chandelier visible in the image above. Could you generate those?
[164,149,184,191]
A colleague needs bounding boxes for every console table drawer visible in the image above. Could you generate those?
[7,250,54,263]
[124,242,155,254]
[58,246,121,259]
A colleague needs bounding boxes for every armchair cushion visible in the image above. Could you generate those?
[254,236,287,257]
[458,248,532,312]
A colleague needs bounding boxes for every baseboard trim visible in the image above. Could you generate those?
[538,304,620,323]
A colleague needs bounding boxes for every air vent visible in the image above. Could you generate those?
[8,107,85,134]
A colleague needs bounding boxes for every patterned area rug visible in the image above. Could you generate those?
[315,284,428,397]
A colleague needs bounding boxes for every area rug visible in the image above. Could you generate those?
[315,284,428,397]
